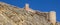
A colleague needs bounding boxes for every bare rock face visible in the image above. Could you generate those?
[0,2,59,25]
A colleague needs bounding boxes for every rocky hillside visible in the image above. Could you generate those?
[0,2,60,25]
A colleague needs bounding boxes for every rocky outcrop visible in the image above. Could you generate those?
[0,2,59,25]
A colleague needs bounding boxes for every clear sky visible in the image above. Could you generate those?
[0,0,59,22]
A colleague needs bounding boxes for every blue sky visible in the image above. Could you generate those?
[0,0,59,22]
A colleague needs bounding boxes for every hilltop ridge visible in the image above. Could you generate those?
[0,2,60,25]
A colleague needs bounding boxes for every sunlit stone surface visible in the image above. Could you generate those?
[0,2,59,25]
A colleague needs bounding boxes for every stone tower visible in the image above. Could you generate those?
[49,11,56,25]
[24,3,36,13]
[24,3,29,11]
